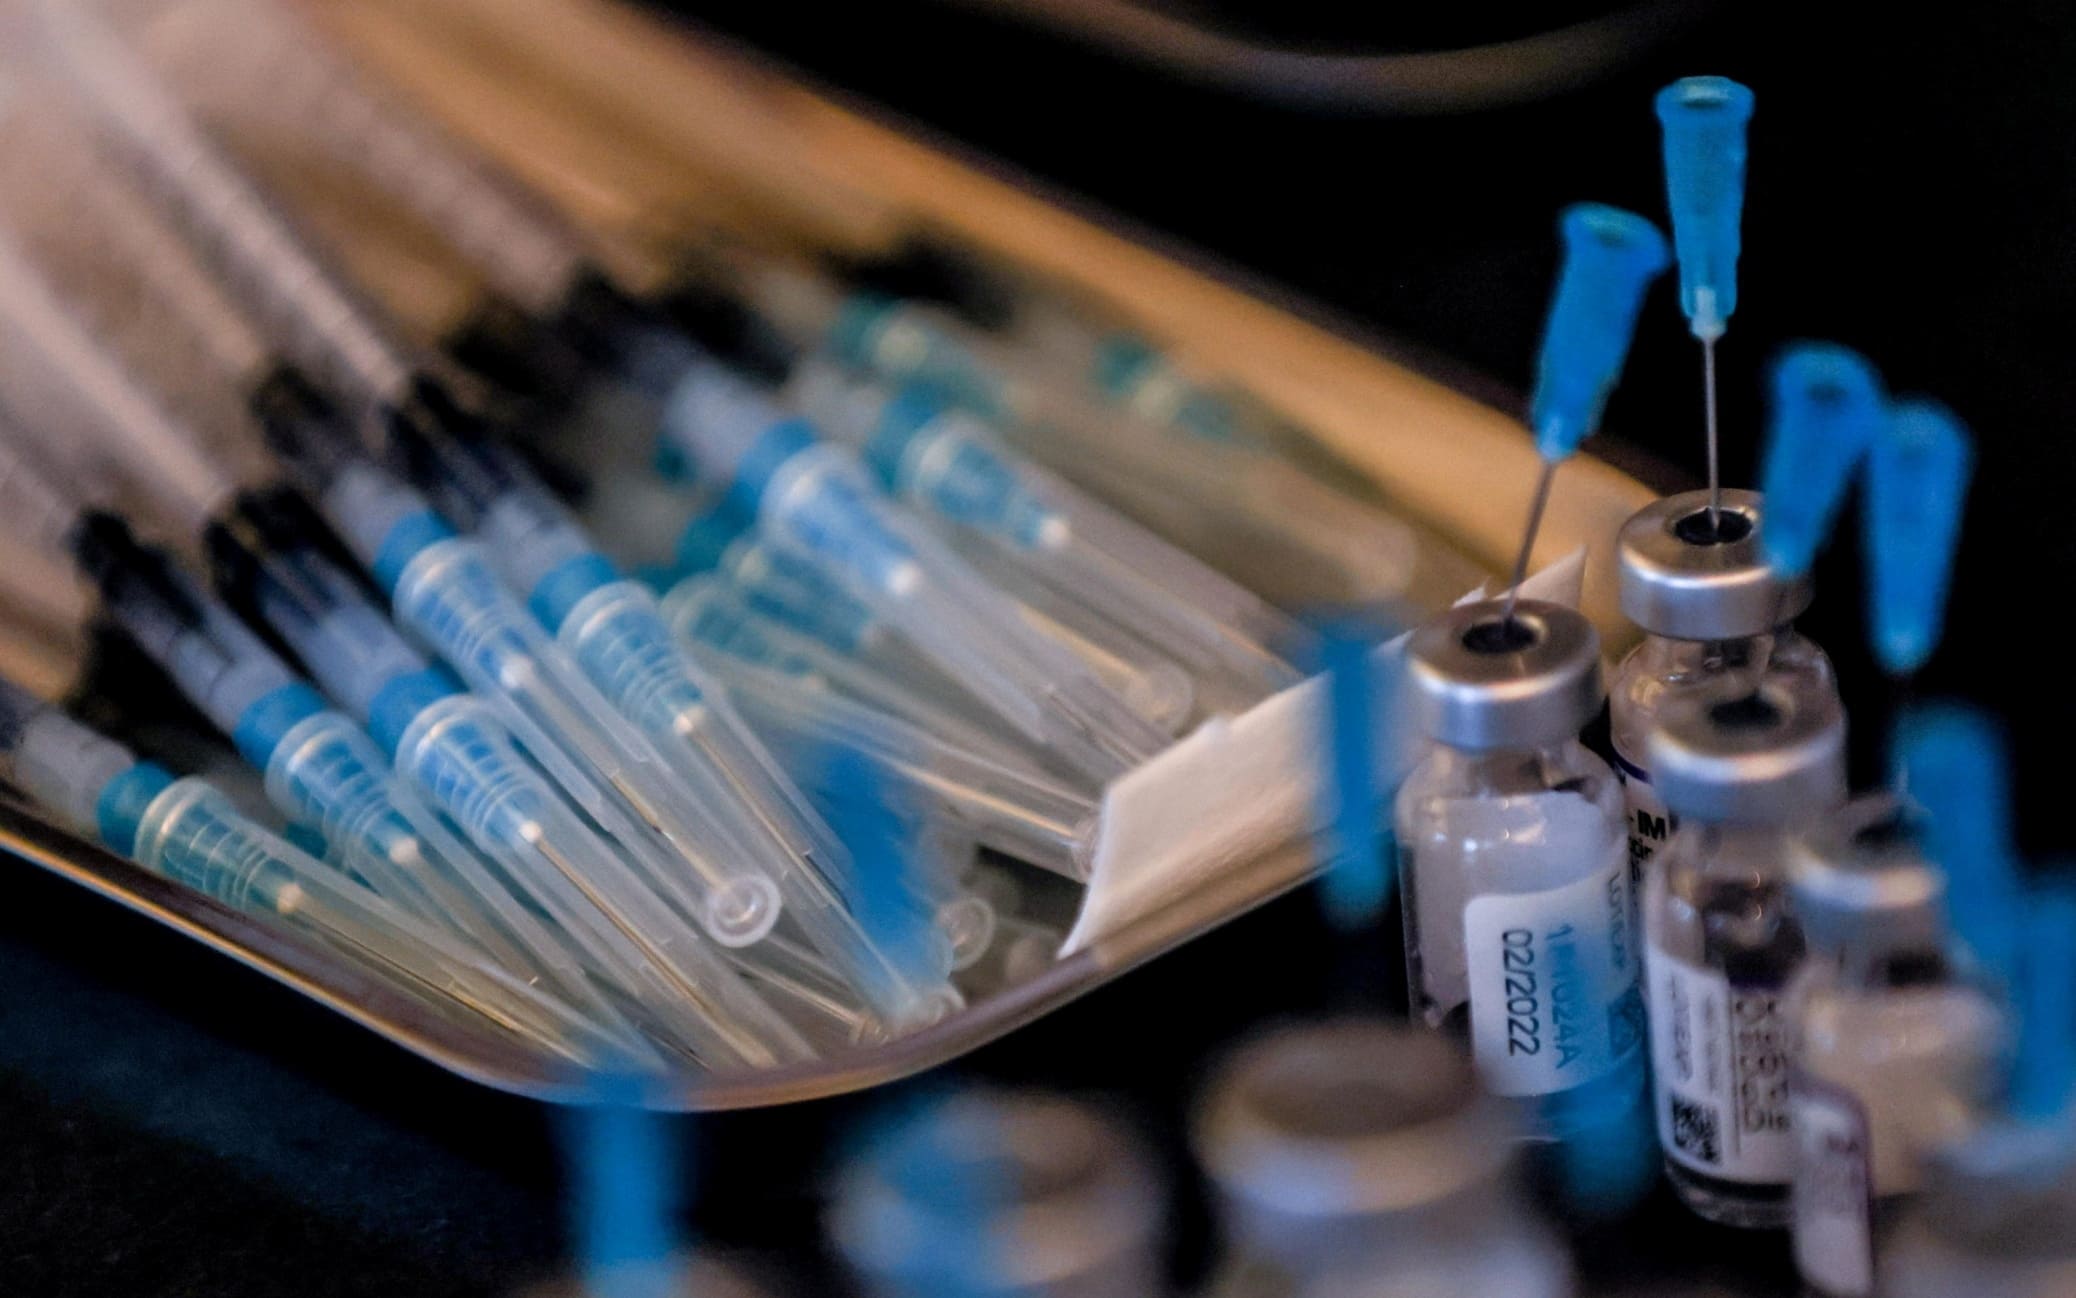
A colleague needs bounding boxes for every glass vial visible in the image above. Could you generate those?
[830,1089,1167,1298]
[1784,797,2010,1298]
[1882,1123,2076,1298]
[1191,1019,1573,1298]
[1397,598,1643,1140]
[1611,489,1835,879]
[1641,679,1846,1227]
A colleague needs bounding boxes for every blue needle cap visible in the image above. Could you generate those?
[1316,623,1394,931]
[1528,204,1671,460]
[1895,704,2023,987]
[1865,398,1975,676]
[2012,876,2076,1125]
[572,1083,683,1298]
[1759,343,1887,576]
[1656,76,1756,342]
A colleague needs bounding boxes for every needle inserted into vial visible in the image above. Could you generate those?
[1506,203,1670,622]
[1657,76,1755,530]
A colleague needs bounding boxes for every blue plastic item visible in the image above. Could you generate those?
[1759,343,1888,576]
[1895,704,2023,987]
[1656,76,1756,342]
[1865,398,1975,675]
[1528,204,1672,460]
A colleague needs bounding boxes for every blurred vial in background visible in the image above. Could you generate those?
[1191,1019,1573,1298]
[1882,1122,2076,1298]
[831,1088,1168,1298]
[1785,797,2011,1298]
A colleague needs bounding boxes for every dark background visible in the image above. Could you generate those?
[1,2,2065,1294]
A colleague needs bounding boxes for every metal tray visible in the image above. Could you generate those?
[0,0,1657,1109]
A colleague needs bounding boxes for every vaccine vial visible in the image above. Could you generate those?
[1785,797,2010,1298]
[1192,1019,1573,1298]
[1397,598,1643,1139]
[1612,489,1835,880]
[1881,1122,2076,1298]
[830,1089,1166,1298]
[1642,679,1846,1227]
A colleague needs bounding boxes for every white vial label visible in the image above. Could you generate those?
[1611,742,1676,879]
[1791,1073,1876,1298]
[1463,837,1637,1097]
[1647,946,1794,1183]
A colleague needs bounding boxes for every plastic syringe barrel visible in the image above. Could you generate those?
[663,364,1165,783]
[34,0,418,412]
[658,576,1054,779]
[176,0,589,319]
[794,319,1307,652]
[721,661,1096,880]
[388,691,818,1068]
[309,456,787,945]
[261,454,822,1055]
[129,775,635,1069]
[0,686,636,1069]
[0,679,139,840]
[473,470,966,1018]
[72,516,302,740]
[391,534,783,948]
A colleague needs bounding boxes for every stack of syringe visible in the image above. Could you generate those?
[0,0,1413,1073]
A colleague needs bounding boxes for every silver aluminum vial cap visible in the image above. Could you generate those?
[1786,793,1950,953]
[1405,599,1603,752]
[1617,489,1813,641]
[1647,676,1847,826]
[1193,1019,1513,1222]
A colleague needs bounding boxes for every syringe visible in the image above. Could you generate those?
[6,432,811,1067]
[0,237,578,984]
[0,224,815,1063]
[110,0,698,402]
[658,575,1052,780]
[1657,76,1756,529]
[715,658,1098,882]
[675,487,1195,740]
[20,8,836,966]
[785,358,1303,709]
[0,75,959,1034]
[265,410,957,1028]
[710,253,1437,612]
[0,668,643,1072]
[657,356,1169,784]
[456,448,973,1013]
[198,486,832,1063]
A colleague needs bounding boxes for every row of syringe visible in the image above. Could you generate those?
[0,0,1457,1076]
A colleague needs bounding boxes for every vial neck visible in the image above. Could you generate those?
[1638,628,1772,676]
[1681,821,1798,875]
[1433,738,1588,797]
